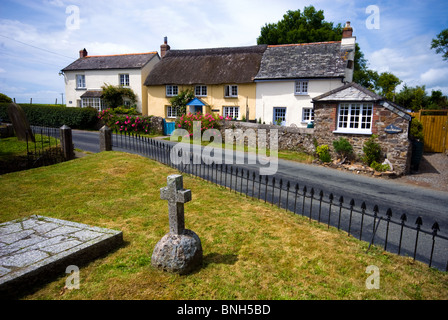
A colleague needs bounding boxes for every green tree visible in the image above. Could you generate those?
[395,85,429,111]
[101,84,137,109]
[170,89,195,116]
[428,90,448,109]
[257,6,379,89]
[431,28,448,61]
[257,6,342,45]
[375,72,402,101]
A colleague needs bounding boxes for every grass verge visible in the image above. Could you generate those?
[0,151,446,299]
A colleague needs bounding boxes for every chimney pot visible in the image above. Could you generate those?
[160,37,170,59]
[342,21,353,38]
[79,48,88,58]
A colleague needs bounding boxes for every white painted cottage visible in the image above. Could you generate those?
[61,49,160,112]
[254,22,356,128]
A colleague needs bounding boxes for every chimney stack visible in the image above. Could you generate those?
[79,48,88,58]
[160,37,170,58]
[342,21,353,38]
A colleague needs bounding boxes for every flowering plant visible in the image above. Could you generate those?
[98,109,154,134]
[175,112,227,138]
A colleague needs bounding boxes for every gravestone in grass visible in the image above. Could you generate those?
[7,103,35,143]
[151,174,203,275]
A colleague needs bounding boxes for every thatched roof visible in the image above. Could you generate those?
[144,45,267,86]
[254,41,347,80]
[62,52,159,71]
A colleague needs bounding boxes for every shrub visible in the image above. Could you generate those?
[0,93,12,103]
[98,109,154,134]
[316,144,331,163]
[0,103,99,129]
[175,112,225,139]
[113,106,140,115]
[370,160,390,172]
[332,137,353,159]
[410,118,424,142]
[101,84,137,109]
[362,135,382,166]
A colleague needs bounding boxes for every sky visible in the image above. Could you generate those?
[0,0,447,104]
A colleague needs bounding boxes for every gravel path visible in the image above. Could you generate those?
[397,153,448,193]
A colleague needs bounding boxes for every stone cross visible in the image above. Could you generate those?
[160,175,191,235]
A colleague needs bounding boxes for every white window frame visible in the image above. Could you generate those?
[335,103,373,134]
[81,98,106,111]
[76,74,86,89]
[166,85,178,97]
[224,85,238,98]
[295,80,308,95]
[195,85,207,97]
[119,74,130,87]
[302,108,314,123]
[167,106,179,118]
[223,106,239,120]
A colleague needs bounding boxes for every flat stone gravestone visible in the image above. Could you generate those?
[7,103,35,142]
[151,174,203,275]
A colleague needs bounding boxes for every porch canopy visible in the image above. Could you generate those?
[186,97,207,114]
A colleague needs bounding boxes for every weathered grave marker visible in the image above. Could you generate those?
[7,103,35,142]
[151,174,203,275]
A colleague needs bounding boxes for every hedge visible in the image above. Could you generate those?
[0,103,99,130]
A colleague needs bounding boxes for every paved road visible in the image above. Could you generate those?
[70,129,448,270]
[71,129,447,234]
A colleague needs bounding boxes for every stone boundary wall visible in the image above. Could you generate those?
[218,121,315,154]
[218,111,412,176]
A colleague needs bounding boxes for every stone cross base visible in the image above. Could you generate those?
[151,229,203,275]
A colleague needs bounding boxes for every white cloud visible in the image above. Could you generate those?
[420,68,448,86]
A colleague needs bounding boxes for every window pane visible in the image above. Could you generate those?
[232,86,238,96]
[350,105,360,128]
[338,104,349,128]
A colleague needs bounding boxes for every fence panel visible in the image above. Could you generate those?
[411,110,448,153]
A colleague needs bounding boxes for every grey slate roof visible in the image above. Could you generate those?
[254,41,347,80]
[312,82,383,102]
[313,82,411,120]
[144,45,267,86]
[62,52,158,72]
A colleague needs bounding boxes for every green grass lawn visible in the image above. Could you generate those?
[0,151,447,300]
[0,134,60,160]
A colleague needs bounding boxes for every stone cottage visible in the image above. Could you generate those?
[312,82,412,175]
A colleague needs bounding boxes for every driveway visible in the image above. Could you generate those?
[397,153,448,193]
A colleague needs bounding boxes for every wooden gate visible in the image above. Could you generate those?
[411,110,448,153]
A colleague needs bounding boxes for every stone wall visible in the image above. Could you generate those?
[150,116,164,135]
[313,103,412,175]
[218,121,315,154]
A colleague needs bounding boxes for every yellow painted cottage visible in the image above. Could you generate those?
[143,38,267,121]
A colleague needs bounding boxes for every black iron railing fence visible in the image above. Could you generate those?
[112,130,448,271]
[24,126,65,170]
